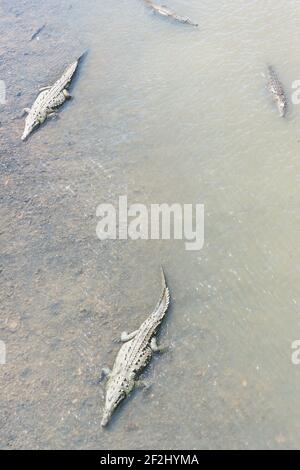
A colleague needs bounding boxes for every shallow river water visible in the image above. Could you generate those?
[0,0,300,449]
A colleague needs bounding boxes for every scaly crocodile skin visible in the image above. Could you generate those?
[101,268,170,427]
[21,56,81,140]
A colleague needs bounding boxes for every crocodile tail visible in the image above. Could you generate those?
[78,50,89,63]
[151,266,170,320]
[64,51,88,86]
[267,65,276,79]
[161,265,167,289]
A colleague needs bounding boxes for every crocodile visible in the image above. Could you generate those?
[101,267,170,427]
[21,55,83,141]
[145,0,198,27]
[30,24,46,41]
[266,65,288,117]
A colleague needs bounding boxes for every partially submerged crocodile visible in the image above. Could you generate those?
[101,267,170,427]
[266,65,287,117]
[145,0,198,27]
[21,55,83,140]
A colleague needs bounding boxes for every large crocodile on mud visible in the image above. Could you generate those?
[145,0,198,27]
[21,55,83,141]
[101,267,170,427]
[266,65,288,117]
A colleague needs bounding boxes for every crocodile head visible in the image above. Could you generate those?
[276,97,287,118]
[181,16,198,26]
[101,387,126,427]
[22,115,39,141]
[279,101,287,118]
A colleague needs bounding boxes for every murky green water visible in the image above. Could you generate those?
[1,0,300,449]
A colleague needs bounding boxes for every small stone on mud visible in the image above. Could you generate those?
[275,434,286,444]
[125,423,139,432]
[7,318,20,332]
[20,368,32,379]
[49,301,62,315]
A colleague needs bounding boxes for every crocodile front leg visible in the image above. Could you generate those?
[47,111,60,119]
[99,366,111,382]
[135,379,152,391]
[19,108,31,119]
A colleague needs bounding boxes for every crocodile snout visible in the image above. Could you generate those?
[101,410,111,427]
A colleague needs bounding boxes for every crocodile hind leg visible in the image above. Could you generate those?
[120,330,139,342]
[63,89,71,99]
[39,86,52,92]
[47,110,60,119]
[150,337,169,353]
